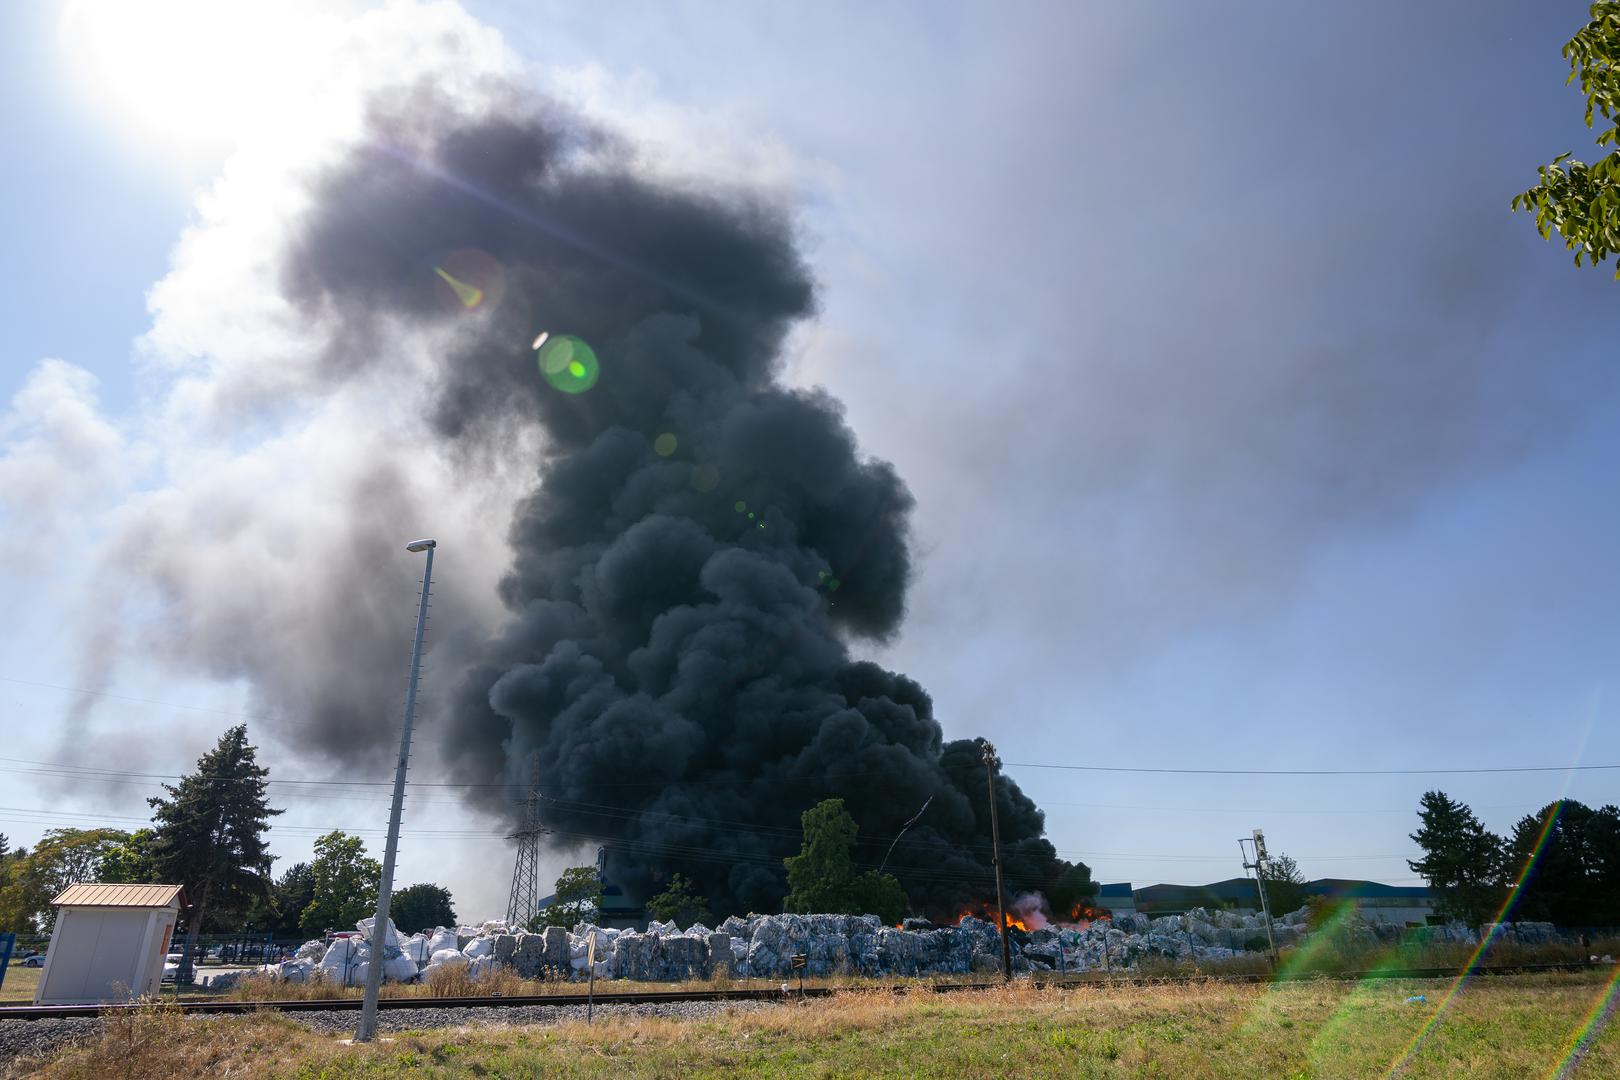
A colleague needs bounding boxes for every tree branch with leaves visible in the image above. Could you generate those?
[1512,3,1620,275]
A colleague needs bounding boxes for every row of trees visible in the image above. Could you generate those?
[0,726,456,939]
[1409,792,1620,929]
[629,797,1089,929]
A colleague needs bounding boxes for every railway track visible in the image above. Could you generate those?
[0,962,1602,1021]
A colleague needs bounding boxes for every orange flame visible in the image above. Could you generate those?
[954,908,1031,932]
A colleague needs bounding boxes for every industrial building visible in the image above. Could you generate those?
[1114,878,1437,926]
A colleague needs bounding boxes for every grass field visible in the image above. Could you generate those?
[12,970,1619,1079]
[0,964,39,1004]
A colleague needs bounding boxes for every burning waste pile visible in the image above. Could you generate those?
[251,904,1375,987]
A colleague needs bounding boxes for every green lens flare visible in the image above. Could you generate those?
[691,464,720,491]
[653,433,678,457]
[537,335,600,394]
[734,501,747,513]
[434,265,484,308]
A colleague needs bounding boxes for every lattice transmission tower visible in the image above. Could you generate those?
[505,759,546,929]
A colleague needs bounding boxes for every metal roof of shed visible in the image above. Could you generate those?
[51,883,185,909]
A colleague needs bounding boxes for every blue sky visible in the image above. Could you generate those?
[1,0,1616,921]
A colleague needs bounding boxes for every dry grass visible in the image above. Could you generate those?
[219,967,945,1003]
[0,965,40,1004]
[14,969,1619,1079]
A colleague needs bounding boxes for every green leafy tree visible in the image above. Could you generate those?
[1512,3,1620,275]
[1261,852,1309,915]
[0,828,131,933]
[245,861,316,937]
[1408,791,1504,928]
[300,831,380,937]
[390,882,456,935]
[646,873,712,928]
[1505,801,1620,927]
[783,798,910,924]
[529,865,601,930]
[96,827,158,883]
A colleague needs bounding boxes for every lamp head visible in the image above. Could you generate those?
[405,539,437,552]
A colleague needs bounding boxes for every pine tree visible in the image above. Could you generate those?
[271,862,317,937]
[1408,790,1503,928]
[147,725,282,979]
[1260,852,1309,915]
[1506,801,1620,927]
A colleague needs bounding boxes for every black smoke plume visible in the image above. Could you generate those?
[284,84,1076,918]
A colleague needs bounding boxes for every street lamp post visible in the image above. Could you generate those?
[355,538,436,1044]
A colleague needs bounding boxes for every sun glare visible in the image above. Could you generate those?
[61,0,331,151]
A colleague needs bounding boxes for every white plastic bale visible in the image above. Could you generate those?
[401,934,432,964]
[427,928,459,955]
[319,937,361,985]
[463,936,495,959]
[384,952,419,982]
[278,960,313,984]
[355,916,402,950]
[468,955,496,981]
[428,948,469,971]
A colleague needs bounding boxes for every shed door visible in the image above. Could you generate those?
[45,908,151,1002]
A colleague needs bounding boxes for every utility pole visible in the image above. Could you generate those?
[355,538,436,1044]
[980,739,1013,981]
[1239,828,1279,969]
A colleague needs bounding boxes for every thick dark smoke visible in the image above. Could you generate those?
[283,84,1076,918]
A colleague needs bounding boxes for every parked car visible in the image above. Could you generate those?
[19,955,46,968]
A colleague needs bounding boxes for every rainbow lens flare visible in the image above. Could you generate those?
[1381,803,1566,1077]
[537,334,600,394]
[432,248,505,313]
[1547,962,1620,1079]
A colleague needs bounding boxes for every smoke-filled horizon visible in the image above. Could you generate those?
[280,84,1076,918]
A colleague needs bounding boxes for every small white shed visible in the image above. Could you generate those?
[34,883,185,1005]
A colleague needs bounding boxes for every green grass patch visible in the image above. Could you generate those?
[10,971,1619,1079]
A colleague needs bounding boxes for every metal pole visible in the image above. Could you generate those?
[981,739,1013,982]
[355,540,435,1043]
[1239,834,1280,969]
[586,930,596,1024]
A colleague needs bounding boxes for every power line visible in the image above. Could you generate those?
[0,801,1422,865]
[1005,761,1620,776]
